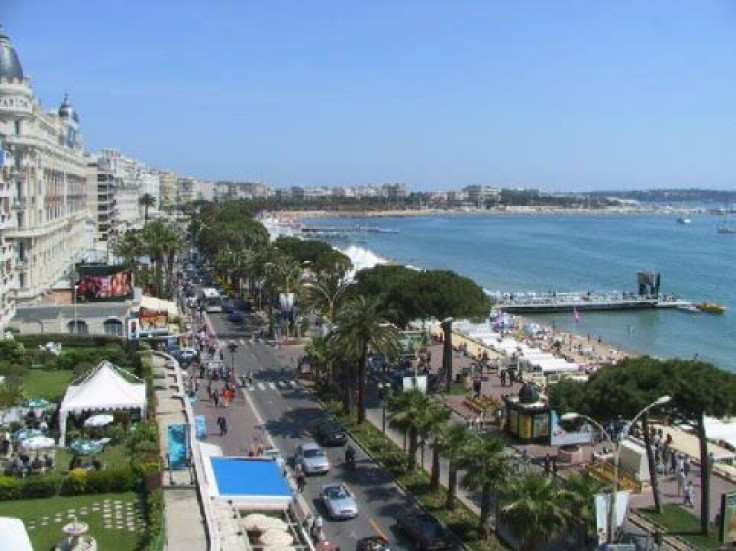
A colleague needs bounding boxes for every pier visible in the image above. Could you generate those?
[300,226,398,235]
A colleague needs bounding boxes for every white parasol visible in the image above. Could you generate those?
[259,529,294,547]
[258,517,288,532]
[20,436,56,450]
[84,414,114,428]
[243,513,269,532]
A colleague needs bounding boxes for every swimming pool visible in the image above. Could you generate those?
[168,423,189,470]
[206,456,294,508]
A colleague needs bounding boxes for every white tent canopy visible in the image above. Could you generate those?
[0,517,33,551]
[58,360,146,446]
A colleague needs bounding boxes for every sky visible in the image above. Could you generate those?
[3,1,736,191]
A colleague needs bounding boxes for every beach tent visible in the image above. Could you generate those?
[58,360,146,446]
[0,517,33,551]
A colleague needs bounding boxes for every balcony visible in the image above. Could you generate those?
[12,197,27,210]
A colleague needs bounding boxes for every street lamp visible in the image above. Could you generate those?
[377,382,391,433]
[227,341,238,371]
[69,270,79,334]
[561,395,671,543]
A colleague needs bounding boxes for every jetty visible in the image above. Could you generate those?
[300,226,398,236]
[493,271,696,314]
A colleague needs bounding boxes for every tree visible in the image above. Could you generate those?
[330,295,399,425]
[140,221,182,298]
[415,270,491,392]
[437,422,470,510]
[388,389,432,472]
[564,471,607,547]
[139,193,156,227]
[302,276,355,324]
[418,400,450,490]
[500,473,571,551]
[458,432,509,539]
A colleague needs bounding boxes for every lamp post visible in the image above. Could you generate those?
[377,382,391,433]
[70,270,79,334]
[561,394,671,544]
[227,341,238,371]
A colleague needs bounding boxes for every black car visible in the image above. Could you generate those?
[356,536,391,551]
[396,512,451,551]
[314,420,348,446]
[222,301,234,314]
[227,310,244,323]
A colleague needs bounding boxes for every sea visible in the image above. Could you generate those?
[300,212,736,373]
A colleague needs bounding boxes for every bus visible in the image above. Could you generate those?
[198,287,224,313]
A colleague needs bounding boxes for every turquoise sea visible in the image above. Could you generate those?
[303,213,736,373]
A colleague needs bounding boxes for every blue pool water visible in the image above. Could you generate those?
[168,424,189,470]
[211,457,292,497]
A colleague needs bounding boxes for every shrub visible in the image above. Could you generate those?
[138,488,164,551]
[20,473,62,498]
[86,467,137,494]
[0,476,20,501]
[61,468,88,495]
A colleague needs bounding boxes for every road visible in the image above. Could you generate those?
[208,311,417,551]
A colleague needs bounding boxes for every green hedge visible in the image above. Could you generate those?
[16,334,124,349]
[0,466,139,501]
[137,488,164,551]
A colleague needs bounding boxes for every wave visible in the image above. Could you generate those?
[339,244,390,277]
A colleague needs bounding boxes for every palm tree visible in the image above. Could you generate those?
[141,221,181,298]
[139,193,156,227]
[420,401,450,491]
[265,253,303,340]
[302,276,355,326]
[458,432,509,539]
[437,422,470,510]
[500,472,572,551]
[388,390,432,471]
[564,471,606,547]
[330,295,399,425]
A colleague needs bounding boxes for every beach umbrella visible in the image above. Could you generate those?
[259,529,294,546]
[243,513,269,532]
[24,398,51,409]
[13,428,43,442]
[84,414,114,428]
[20,436,55,450]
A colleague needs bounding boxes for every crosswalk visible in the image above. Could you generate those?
[245,380,301,392]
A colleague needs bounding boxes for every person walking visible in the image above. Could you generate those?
[221,416,228,436]
[295,463,306,492]
[677,468,686,497]
[683,455,691,478]
[669,450,677,475]
[684,480,694,507]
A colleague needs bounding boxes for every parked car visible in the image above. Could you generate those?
[320,483,358,520]
[395,512,451,551]
[314,420,348,447]
[227,310,244,323]
[294,442,330,475]
[175,348,198,364]
[356,537,391,551]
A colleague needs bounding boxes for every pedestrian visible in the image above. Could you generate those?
[217,416,225,436]
[213,392,220,408]
[302,514,313,535]
[295,463,306,493]
[683,456,691,478]
[499,370,506,387]
[677,468,686,497]
[311,515,323,542]
[684,480,694,507]
[669,450,677,475]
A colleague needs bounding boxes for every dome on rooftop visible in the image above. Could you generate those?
[0,27,24,80]
[59,93,79,123]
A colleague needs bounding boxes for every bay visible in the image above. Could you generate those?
[302,213,736,372]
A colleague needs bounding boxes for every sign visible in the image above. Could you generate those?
[0,95,32,114]
[594,491,630,544]
[75,265,134,302]
[550,410,594,446]
[139,308,168,333]
[402,375,427,394]
[720,491,736,543]
[127,318,139,340]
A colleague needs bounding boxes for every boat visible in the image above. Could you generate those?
[676,304,700,313]
[717,222,736,234]
[695,302,727,314]
[676,217,692,225]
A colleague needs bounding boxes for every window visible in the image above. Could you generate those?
[103,319,123,337]
[67,320,88,334]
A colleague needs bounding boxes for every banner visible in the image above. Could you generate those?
[139,308,168,332]
[402,375,428,394]
[550,410,594,446]
[398,330,427,358]
[720,491,736,543]
[594,491,630,544]
[75,265,133,302]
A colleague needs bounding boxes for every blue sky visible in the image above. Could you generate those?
[3,1,736,190]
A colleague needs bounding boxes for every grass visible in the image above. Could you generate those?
[322,397,506,551]
[23,369,74,401]
[639,504,721,551]
[445,382,470,396]
[55,444,132,474]
[0,491,144,550]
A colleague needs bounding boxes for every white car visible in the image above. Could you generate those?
[320,483,358,519]
[295,442,330,475]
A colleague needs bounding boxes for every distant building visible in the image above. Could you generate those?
[463,185,500,207]
[0,28,89,310]
[177,177,199,206]
[214,181,273,201]
[157,170,178,210]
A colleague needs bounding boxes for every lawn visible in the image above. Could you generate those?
[55,444,131,473]
[639,504,721,551]
[0,491,145,550]
[23,369,74,401]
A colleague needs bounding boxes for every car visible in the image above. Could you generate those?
[356,537,392,551]
[294,442,330,475]
[314,420,348,447]
[320,483,358,520]
[222,300,234,314]
[227,310,244,323]
[175,348,198,364]
[396,512,451,551]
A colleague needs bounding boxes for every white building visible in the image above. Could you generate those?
[96,149,142,230]
[0,28,89,309]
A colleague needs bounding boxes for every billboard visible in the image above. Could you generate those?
[139,308,169,333]
[594,491,630,544]
[75,265,134,302]
[398,330,427,358]
[550,410,595,446]
[720,491,736,543]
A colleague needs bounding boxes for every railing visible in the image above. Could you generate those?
[585,460,643,493]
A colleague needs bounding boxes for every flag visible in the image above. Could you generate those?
[573,307,581,324]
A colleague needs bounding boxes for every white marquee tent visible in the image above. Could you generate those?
[0,517,33,551]
[58,360,146,446]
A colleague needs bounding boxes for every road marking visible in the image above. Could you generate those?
[268,382,277,390]
[257,382,266,391]
[368,517,388,540]
[290,380,299,389]
[246,386,255,392]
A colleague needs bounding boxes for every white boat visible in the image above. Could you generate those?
[676,304,700,313]
[676,217,691,225]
